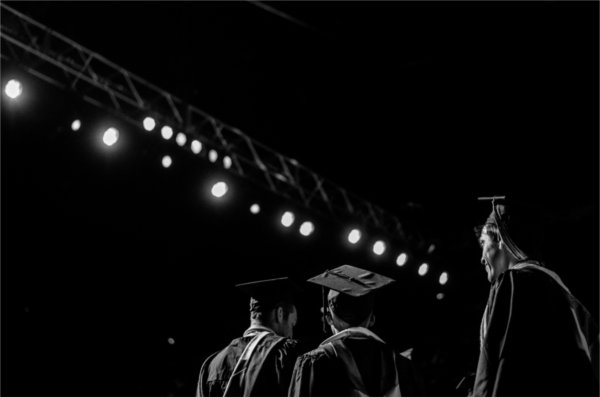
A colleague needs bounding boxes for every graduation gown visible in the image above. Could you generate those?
[197,326,300,397]
[473,263,599,397]
[288,327,420,397]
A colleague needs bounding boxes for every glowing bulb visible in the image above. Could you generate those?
[348,229,361,244]
[168,337,175,345]
[191,140,202,154]
[436,293,445,300]
[102,127,119,146]
[250,203,260,214]
[396,253,408,266]
[299,221,314,236]
[209,150,218,163]
[143,117,156,131]
[418,263,429,276]
[4,79,22,99]
[71,119,81,131]
[223,156,232,169]
[161,125,173,140]
[176,133,187,146]
[162,155,172,168]
[281,211,295,227]
[439,272,448,285]
[211,181,228,198]
[373,240,386,255]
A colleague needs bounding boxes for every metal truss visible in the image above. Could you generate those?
[0,3,407,243]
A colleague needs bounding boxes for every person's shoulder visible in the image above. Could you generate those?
[296,346,330,364]
[504,264,555,285]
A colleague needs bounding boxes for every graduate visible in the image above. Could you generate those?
[288,265,420,397]
[197,277,302,397]
[473,196,598,396]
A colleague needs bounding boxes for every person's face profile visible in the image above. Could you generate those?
[479,227,503,283]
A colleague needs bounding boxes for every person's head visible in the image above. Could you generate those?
[308,264,395,335]
[478,222,517,283]
[325,289,375,333]
[476,197,545,283]
[250,300,298,338]
[236,277,301,338]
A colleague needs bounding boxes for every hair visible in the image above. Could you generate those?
[250,300,295,322]
[476,223,501,243]
[328,294,374,327]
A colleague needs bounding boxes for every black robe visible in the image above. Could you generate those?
[473,264,599,397]
[197,326,300,397]
[288,327,420,397]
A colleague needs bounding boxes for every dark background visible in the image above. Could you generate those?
[2,2,598,396]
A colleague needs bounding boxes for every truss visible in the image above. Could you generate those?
[0,3,408,243]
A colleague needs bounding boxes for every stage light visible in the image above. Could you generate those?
[281,211,295,227]
[250,203,260,214]
[436,293,445,300]
[162,155,172,168]
[71,119,81,131]
[161,125,173,140]
[439,272,448,285]
[209,150,218,163]
[348,229,361,244]
[418,263,429,276]
[211,181,228,198]
[428,244,436,254]
[396,253,408,266]
[223,156,232,169]
[191,140,202,154]
[373,240,386,256]
[143,117,156,131]
[4,79,22,99]
[176,133,187,147]
[102,127,119,146]
[299,221,314,236]
[168,338,175,345]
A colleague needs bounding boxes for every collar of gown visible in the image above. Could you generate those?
[319,326,386,346]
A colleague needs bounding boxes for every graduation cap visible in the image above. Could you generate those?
[308,265,395,332]
[236,277,302,314]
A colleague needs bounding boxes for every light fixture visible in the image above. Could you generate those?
[4,79,22,99]
[348,229,361,244]
[102,127,119,146]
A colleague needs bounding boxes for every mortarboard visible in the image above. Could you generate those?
[308,265,395,332]
[236,277,302,314]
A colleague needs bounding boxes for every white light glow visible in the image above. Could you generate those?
[396,253,408,266]
[428,244,436,254]
[191,140,202,154]
[418,263,429,276]
[209,150,218,163]
[71,119,81,131]
[373,240,386,256]
[4,79,22,99]
[143,117,156,131]
[281,211,295,227]
[250,203,260,214]
[436,293,445,300]
[102,127,119,146]
[223,156,232,169]
[168,337,175,345]
[439,272,448,285]
[211,181,228,198]
[161,125,173,140]
[162,155,172,168]
[299,221,314,236]
[348,229,361,244]
[176,133,187,147]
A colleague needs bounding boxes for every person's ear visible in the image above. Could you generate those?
[276,306,284,323]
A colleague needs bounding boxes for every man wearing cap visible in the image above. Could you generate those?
[473,197,598,396]
[197,277,301,397]
[288,265,420,397]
